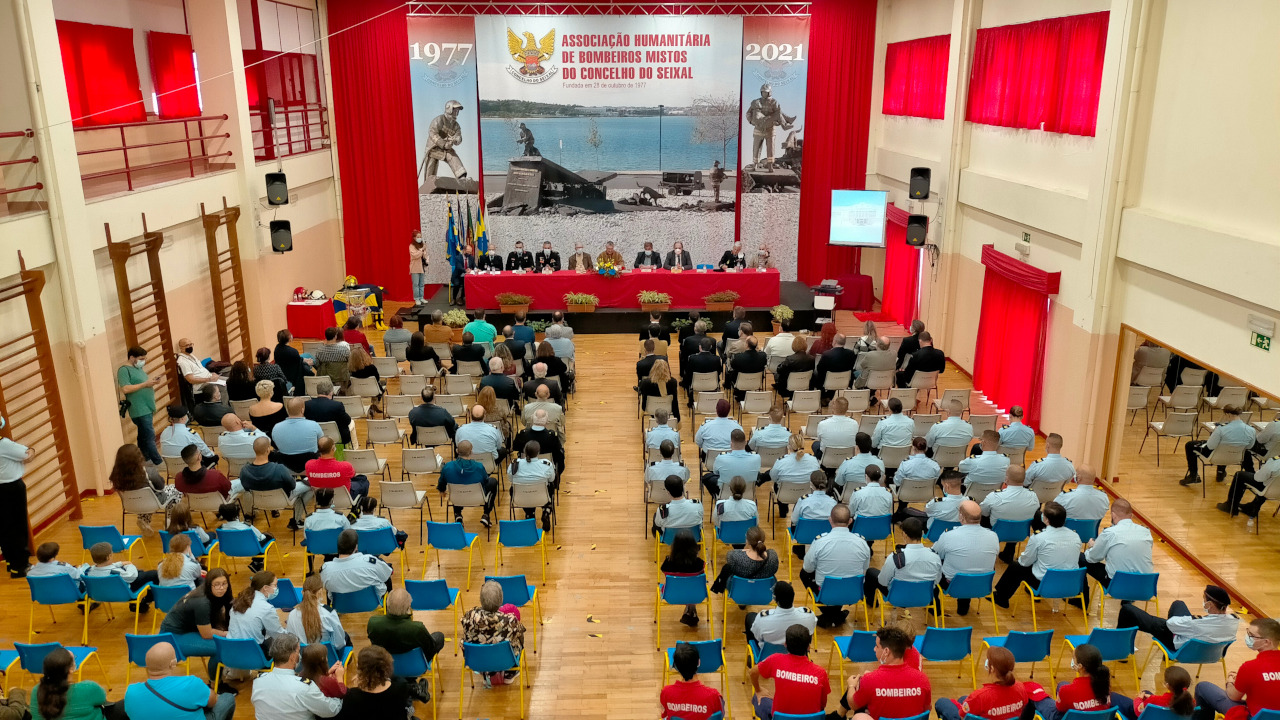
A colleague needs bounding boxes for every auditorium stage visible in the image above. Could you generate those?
[394,281,820,335]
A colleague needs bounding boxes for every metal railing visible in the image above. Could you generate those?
[0,129,43,197]
[74,115,233,192]
[249,103,329,161]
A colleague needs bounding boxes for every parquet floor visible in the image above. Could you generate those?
[9,317,1260,719]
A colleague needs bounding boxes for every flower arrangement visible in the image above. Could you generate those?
[563,292,600,306]
[443,309,469,327]
[703,290,740,303]
[530,320,551,333]
[770,304,794,323]
[596,258,621,277]
[638,290,673,305]
[495,292,534,306]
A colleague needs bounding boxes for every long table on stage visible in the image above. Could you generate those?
[463,268,781,310]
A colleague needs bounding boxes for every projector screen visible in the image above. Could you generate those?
[829,190,889,248]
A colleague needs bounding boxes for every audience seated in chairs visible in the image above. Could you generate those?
[125,640,236,720]
[461,580,527,687]
[457,404,506,465]
[1192,617,1280,720]
[535,339,574,392]
[704,429,759,498]
[653,476,703,538]
[368,587,446,667]
[249,633,343,718]
[108,443,180,537]
[408,386,457,445]
[81,540,159,611]
[647,408,681,450]
[286,574,348,655]
[815,332,857,401]
[217,412,267,463]
[931,500,999,617]
[853,336,895,390]
[305,437,370,499]
[320,528,394,599]
[660,641,726,720]
[830,625,931,720]
[239,436,310,524]
[159,568,233,659]
[406,329,446,370]
[509,440,556,531]
[160,404,219,468]
[439,440,498,528]
[897,330,946,388]
[660,528,706,627]
[295,643,347,699]
[748,624,829,720]
[523,363,564,406]
[1132,665,1194,720]
[30,647,117,720]
[477,386,513,443]
[682,336,723,403]
[774,336,815,400]
[351,496,408,549]
[274,329,314,398]
[175,443,239,500]
[272,397,324,473]
[229,570,286,652]
[304,376,354,446]
[992,501,1081,608]
[934,645,1047,720]
[218,503,273,573]
[713,524,779,594]
[865,516,941,602]
[712,476,759,532]
[247,379,289,438]
[637,339,661,382]
[641,359,680,421]
[800,505,872,627]
[156,533,202,589]
[766,434,820,516]
[192,385,234,428]
[514,408,565,475]
[1053,643,1135,719]
[522,383,566,444]
[452,332,488,372]
[480,358,521,408]
[728,335,769,401]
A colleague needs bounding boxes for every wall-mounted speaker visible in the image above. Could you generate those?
[270,220,292,253]
[266,172,289,206]
[906,214,928,246]
[909,167,931,199]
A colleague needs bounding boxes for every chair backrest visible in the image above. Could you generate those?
[380,481,422,510]
[865,369,894,391]
[823,370,852,391]
[802,414,831,439]
[789,389,821,413]
[391,648,430,677]
[1169,638,1232,664]
[888,386,918,410]
[84,573,138,602]
[659,525,703,546]
[775,480,810,505]
[1000,630,1055,662]
[819,445,855,470]
[414,424,453,448]
[301,341,323,356]
[385,394,415,419]
[212,636,271,671]
[337,395,366,418]
[331,586,383,613]
[926,520,959,543]
[1214,386,1249,407]
[1132,366,1165,388]
[119,487,163,514]
[991,518,1033,543]
[1064,517,1102,543]
[405,578,456,611]
[646,475,681,504]
[1037,568,1087,598]
[427,520,472,550]
[449,481,490,508]
[725,574,775,606]
[388,342,409,362]
[838,387,872,410]
[1083,627,1139,661]
[484,575,534,605]
[244,488,290,516]
[1136,705,1187,720]
[672,639,726,673]
[27,574,84,605]
[151,585,191,614]
[16,643,77,674]
[660,573,709,604]
[918,626,973,661]
[344,448,381,475]
[1167,385,1200,409]
[837,629,879,662]
[852,514,892,541]
[400,375,429,398]
[691,371,719,392]
[270,578,302,610]
[757,444,787,471]
[939,388,970,410]
[790,517,829,545]
[895,476,936,504]
[372,357,399,378]
[445,374,474,396]
[511,481,553,510]
[461,641,519,672]
[366,419,403,445]
[226,455,249,479]
[815,575,866,606]
[716,518,756,546]
[1179,367,1207,386]
[932,444,967,469]
[772,712,828,720]
[303,527,343,555]
[1127,385,1152,410]
[786,370,814,392]
[79,524,129,551]
[694,391,721,415]
[349,376,382,399]
[999,445,1028,467]
[230,399,255,421]
[498,519,542,548]
[357,526,399,556]
[402,448,443,474]
[1205,443,1247,466]
[186,491,226,514]
[1106,572,1159,602]
[942,572,995,599]
[909,371,939,390]
[1059,709,1119,720]
[969,414,998,436]
[741,389,772,415]
[126,633,186,667]
[457,360,484,377]
[878,445,911,469]
[303,376,325,397]
[1028,477,1067,504]
[912,413,941,436]
[884,579,935,608]
[857,414,882,435]
[1159,412,1197,437]
[736,373,765,392]
[216,527,266,557]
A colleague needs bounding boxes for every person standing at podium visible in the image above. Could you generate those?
[536,240,561,272]
[506,240,534,271]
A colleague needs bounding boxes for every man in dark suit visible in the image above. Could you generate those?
[680,320,709,368]
[638,311,670,344]
[896,319,926,369]
[682,337,723,404]
[535,240,561,272]
[477,249,504,271]
[274,329,311,396]
[664,241,693,270]
[719,306,747,354]
[727,335,768,400]
[303,377,353,445]
[634,241,662,269]
[506,241,534,271]
[192,385,233,428]
[406,386,457,445]
[479,358,520,407]
[897,330,946,387]
[677,311,701,346]
[815,333,859,400]
[718,241,747,269]
[500,326,527,374]
[637,340,661,383]
[451,332,488,373]
[513,419,564,474]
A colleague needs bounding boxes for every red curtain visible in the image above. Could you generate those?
[882,34,950,120]
[965,11,1109,137]
[972,247,1059,430]
[796,0,878,285]
[57,21,146,127]
[327,0,419,301]
[147,32,201,119]
[880,209,921,328]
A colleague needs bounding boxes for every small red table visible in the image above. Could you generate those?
[836,273,875,311]
[286,299,336,339]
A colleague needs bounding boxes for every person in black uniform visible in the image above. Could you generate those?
[897,331,946,387]
[451,332,488,371]
[719,306,747,355]
[477,248,504,271]
[506,241,534,271]
[635,241,662,269]
[638,311,670,344]
[728,336,769,400]
[719,241,748,269]
[681,337,723,404]
[535,240,561,272]
[896,319,925,369]
[814,333,858,400]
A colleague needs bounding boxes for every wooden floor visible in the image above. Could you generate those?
[12,317,1260,720]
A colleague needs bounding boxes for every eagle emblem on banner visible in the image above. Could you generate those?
[506,29,558,83]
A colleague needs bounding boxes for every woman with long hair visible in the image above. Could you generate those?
[641,359,680,421]
[296,638,347,699]
[775,335,816,399]
[409,230,428,306]
[228,570,285,652]
[348,344,383,414]
[767,434,820,516]
[247,380,286,436]
[226,360,257,401]
[159,568,233,658]
[286,574,348,654]
[712,524,778,593]
[166,504,211,546]
[334,646,416,718]
[252,347,290,398]
[660,528,706,627]
[493,342,523,387]
[1133,666,1195,718]
[809,322,838,357]
[854,319,879,354]
[477,385,512,440]
[31,647,110,720]
[1056,644,1134,720]
[108,443,178,536]
[156,533,202,588]
[936,645,1039,720]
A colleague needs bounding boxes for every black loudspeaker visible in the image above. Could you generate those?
[909,167,931,199]
[906,215,928,246]
[270,220,292,252]
[266,172,289,205]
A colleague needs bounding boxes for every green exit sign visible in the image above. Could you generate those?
[1253,332,1272,351]
[1022,232,1031,243]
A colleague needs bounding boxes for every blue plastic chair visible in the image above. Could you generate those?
[747,639,786,676]
[712,517,756,569]
[460,641,526,719]
[852,514,894,554]
[984,630,1056,687]
[391,648,439,720]
[1065,518,1103,544]
[877,579,937,626]
[303,527,343,571]
[655,524,704,564]
[786,517,830,581]
[0,649,18,695]
[15,643,105,688]
[1135,705,1188,720]
[496,519,547,585]
[214,527,282,572]
[331,586,385,614]
[211,636,272,687]
[1097,572,1159,621]
[1046,709,1118,720]
[654,573,711,650]
[992,518,1033,547]
[807,575,871,630]
[159,530,216,559]
[426,521,482,590]
[303,641,353,669]
[663,640,730,717]
[79,525,146,563]
[1145,638,1232,683]
[829,630,878,692]
[1061,627,1139,690]
[269,578,304,611]
[915,626,976,689]
[357,526,406,578]
[723,575,776,636]
[940,572,999,633]
[1015,567,1086,630]
[926,519,960,544]
[125,633,189,684]
[485,575,541,653]
[26,574,87,642]
[83,574,153,644]
[406,579,461,655]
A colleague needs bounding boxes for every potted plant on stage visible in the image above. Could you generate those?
[638,290,673,313]
[443,308,469,342]
[703,290,740,313]
[564,292,599,313]
[770,304,793,334]
[531,319,550,343]
[496,292,533,315]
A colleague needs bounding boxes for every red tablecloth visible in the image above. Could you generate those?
[286,300,336,339]
[836,273,875,311]
[464,269,781,310]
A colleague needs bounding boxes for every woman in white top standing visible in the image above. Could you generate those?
[409,230,428,306]
[156,533,203,588]
[286,574,348,655]
[228,570,285,652]
[768,434,821,517]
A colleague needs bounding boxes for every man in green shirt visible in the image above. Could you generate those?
[462,308,498,352]
[117,346,161,465]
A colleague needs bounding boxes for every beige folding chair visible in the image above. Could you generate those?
[913,413,941,437]
[734,372,765,395]
[998,445,1028,467]
[932,388,971,415]
[409,360,440,379]
[315,421,344,448]
[385,395,415,420]
[818,446,854,471]
[230,400,254,422]
[301,341,323,356]
[786,390,821,426]
[226,456,249,479]
[184,492,226,525]
[345,448,389,483]
[740,391,773,420]
[456,360,484,379]
[196,426,221,451]
[1198,443,1249,498]
[839,388,872,412]
[242,489,294,535]
[641,394,675,418]
[701,449,724,480]
[429,343,453,364]
[895,477,936,506]
[372,357,400,378]
[303,376,326,397]
[887,336,904,358]
[399,375,429,397]
[969,414,998,436]
[882,387,919,414]
[337,395,366,418]
[822,371,852,393]
[1140,411,1196,464]
[511,482,556,545]
[858,414,882,436]
[365,419,406,449]
[771,481,811,537]
[162,455,186,480]
[1028,478,1067,505]
[445,374,475,397]
[1202,387,1249,421]
[1132,365,1165,388]
[965,483,1000,504]
[644,475,688,533]
[802,414,831,441]
[646,445,683,464]
[932,443,968,470]
[783,370,814,397]
[1127,386,1154,425]
[756,444,787,473]
[119,488,165,530]
[1156,385,1200,418]
[753,416,771,431]
[402,448,445,482]
[908,370,940,401]
[692,391,722,422]
[388,342,409,362]
[380,480,429,541]
[1181,368,1208,387]
[691,371,720,395]
[436,394,467,419]
[413,425,453,453]
[879,445,911,469]
[864,370,895,400]
[330,485,357,511]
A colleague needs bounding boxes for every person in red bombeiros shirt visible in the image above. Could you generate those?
[1192,618,1280,720]
[304,437,370,498]
[660,643,725,720]
[1133,666,1195,719]
[750,625,831,719]
[935,646,1049,720]
[1056,644,1134,720]
[841,626,932,720]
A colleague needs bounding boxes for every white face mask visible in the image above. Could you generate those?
[0,415,5,430]
[1070,659,1078,670]
[1245,634,1256,650]
[135,359,146,369]
[543,248,551,255]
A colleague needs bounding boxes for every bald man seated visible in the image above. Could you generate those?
[123,641,236,720]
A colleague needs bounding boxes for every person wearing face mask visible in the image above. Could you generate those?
[118,345,162,465]
[1118,584,1240,654]
[636,240,662,269]
[750,248,772,270]
[175,338,219,393]
[536,240,561,272]
[1193,618,1280,720]
[718,241,747,270]
[477,243,504,272]
[664,241,693,270]
[0,412,34,578]
[1054,644,1134,719]
[598,239,626,269]
[506,241,534,271]
[567,242,594,272]
[229,570,287,654]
